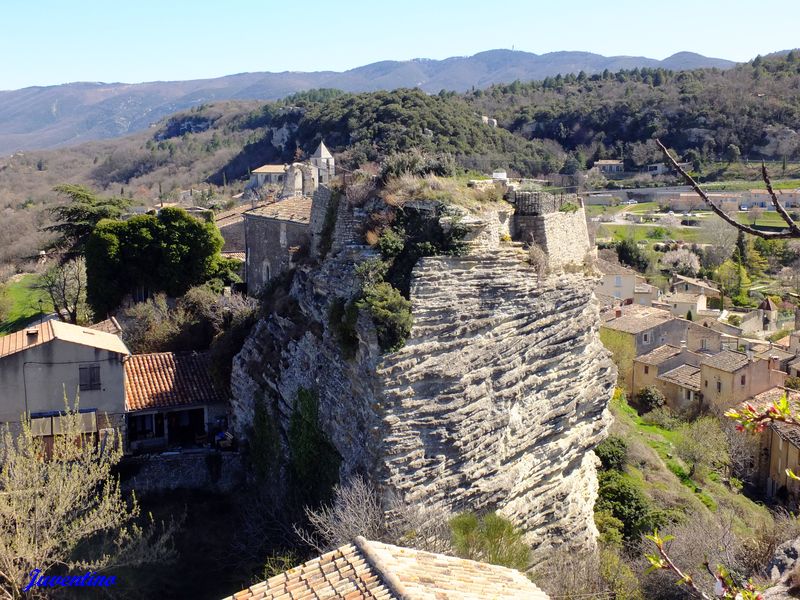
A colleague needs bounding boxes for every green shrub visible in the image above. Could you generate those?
[594,510,625,547]
[785,376,800,391]
[328,298,360,359]
[357,282,412,352]
[616,239,648,272]
[288,388,341,506]
[640,406,681,430]
[635,386,666,413]
[646,226,668,240]
[318,192,341,259]
[559,202,579,213]
[449,512,529,570]
[595,471,656,541]
[728,314,742,326]
[378,227,406,259]
[595,435,628,471]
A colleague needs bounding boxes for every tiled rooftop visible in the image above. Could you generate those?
[658,364,701,391]
[662,292,704,304]
[246,197,313,224]
[595,258,637,277]
[601,304,674,334]
[223,537,549,600]
[89,317,123,336]
[124,352,225,412]
[672,275,719,292]
[700,350,751,373]
[0,320,130,360]
[635,344,682,366]
[252,164,286,174]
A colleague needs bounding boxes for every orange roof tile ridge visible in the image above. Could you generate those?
[353,537,409,600]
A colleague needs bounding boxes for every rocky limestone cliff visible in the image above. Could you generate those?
[231,234,616,557]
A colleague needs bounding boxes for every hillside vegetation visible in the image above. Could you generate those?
[2,53,800,276]
[469,52,800,170]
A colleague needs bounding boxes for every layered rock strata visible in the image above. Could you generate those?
[231,241,615,556]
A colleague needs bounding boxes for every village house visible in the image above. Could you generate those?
[0,320,130,437]
[745,388,800,504]
[657,363,702,413]
[224,536,549,600]
[670,274,720,299]
[247,164,285,189]
[699,350,786,412]
[594,159,624,174]
[739,297,782,334]
[685,320,728,353]
[124,352,227,453]
[595,258,649,303]
[600,305,691,389]
[243,196,312,295]
[631,343,701,405]
[660,291,707,319]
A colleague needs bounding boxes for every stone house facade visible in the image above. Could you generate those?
[699,350,786,412]
[0,320,130,440]
[600,306,691,390]
[244,197,313,295]
[631,344,700,402]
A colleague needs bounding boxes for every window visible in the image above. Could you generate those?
[701,338,708,350]
[613,291,621,299]
[644,365,649,375]
[741,375,746,386]
[643,332,651,344]
[716,381,722,393]
[78,364,101,391]
[614,276,622,288]
[684,283,689,291]
[704,380,708,388]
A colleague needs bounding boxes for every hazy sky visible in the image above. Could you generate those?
[2,0,798,90]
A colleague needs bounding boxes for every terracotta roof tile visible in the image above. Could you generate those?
[124,352,225,411]
[222,538,548,600]
[657,364,701,391]
[635,344,682,366]
[246,198,313,224]
[700,350,751,373]
[0,320,129,359]
[601,305,674,334]
[89,317,123,335]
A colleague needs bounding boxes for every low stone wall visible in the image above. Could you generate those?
[119,451,245,494]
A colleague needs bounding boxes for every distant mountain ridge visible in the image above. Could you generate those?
[0,49,736,154]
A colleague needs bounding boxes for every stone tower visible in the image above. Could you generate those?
[310,141,335,185]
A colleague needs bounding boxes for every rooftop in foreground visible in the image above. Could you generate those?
[224,537,549,600]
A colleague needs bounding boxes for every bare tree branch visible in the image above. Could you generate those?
[656,138,798,239]
[761,162,800,234]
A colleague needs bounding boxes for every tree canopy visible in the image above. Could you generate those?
[46,184,130,252]
[84,207,236,316]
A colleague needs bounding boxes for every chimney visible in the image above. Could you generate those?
[615,309,622,318]
[746,348,754,362]
[769,355,780,371]
[680,339,687,350]
[25,328,38,344]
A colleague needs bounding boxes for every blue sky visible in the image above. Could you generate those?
[2,0,798,90]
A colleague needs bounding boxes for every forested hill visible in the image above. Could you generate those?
[208,88,560,185]
[466,51,800,168]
